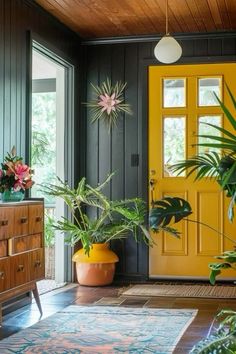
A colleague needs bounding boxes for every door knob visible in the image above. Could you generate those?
[149,178,157,207]
[149,178,157,190]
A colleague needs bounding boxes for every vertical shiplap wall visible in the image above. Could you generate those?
[0,0,80,164]
[85,35,236,280]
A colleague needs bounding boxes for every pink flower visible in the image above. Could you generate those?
[0,147,34,191]
[14,163,30,181]
[98,93,121,115]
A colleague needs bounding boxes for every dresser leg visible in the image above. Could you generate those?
[32,283,43,316]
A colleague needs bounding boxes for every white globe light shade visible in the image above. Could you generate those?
[154,35,182,64]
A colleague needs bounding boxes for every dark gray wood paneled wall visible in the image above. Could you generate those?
[0,0,80,165]
[84,34,236,280]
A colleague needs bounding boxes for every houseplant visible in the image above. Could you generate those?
[43,173,153,286]
[0,146,34,201]
[149,85,236,352]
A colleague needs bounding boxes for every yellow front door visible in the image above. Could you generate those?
[149,63,236,278]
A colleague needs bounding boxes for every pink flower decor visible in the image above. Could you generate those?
[98,93,121,115]
[0,146,34,193]
[14,163,31,181]
[85,78,132,131]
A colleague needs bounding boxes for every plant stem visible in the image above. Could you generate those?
[184,218,236,245]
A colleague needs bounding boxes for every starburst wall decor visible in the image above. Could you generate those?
[84,78,132,131]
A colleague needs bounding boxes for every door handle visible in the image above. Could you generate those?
[149,178,157,207]
[149,178,157,190]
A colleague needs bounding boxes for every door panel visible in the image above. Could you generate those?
[149,63,236,278]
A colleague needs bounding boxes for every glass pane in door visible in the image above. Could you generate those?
[198,115,222,154]
[163,79,186,107]
[163,116,186,177]
[198,78,221,106]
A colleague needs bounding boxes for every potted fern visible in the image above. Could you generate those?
[43,173,152,286]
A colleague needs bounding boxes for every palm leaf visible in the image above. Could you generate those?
[199,122,236,141]
[214,91,236,130]
[226,83,236,111]
[171,152,221,180]
[197,133,236,151]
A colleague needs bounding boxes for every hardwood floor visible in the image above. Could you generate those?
[1,283,236,353]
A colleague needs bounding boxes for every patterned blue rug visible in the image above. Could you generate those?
[0,305,197,353]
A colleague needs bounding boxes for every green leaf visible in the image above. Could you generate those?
[149,197,192,230]
[226,83,236,111]
[42,172,153,252]
[198,122,236,141]
[214,91,236,130]
[171,152,221,180]
[209,262,232,285]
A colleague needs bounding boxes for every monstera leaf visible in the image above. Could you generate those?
[149,197,192,234]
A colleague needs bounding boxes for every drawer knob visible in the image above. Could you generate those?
[0,219,8,226]
[0,271,5,279]
[17,264,24,272]
[35,260,41,268]
[36,216,42,222]
[20,217,28,224]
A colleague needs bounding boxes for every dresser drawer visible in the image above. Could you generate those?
[29,249,45,281]
[0,207,14,240]
[8,235,30,255]
[10,253,29,287]
[29,234,42,250]
[29,205,44,234]
[0,240,8,258]
[0,258,10,292]
[14,206,29,236]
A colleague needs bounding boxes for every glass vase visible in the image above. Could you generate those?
[1,189,25,202]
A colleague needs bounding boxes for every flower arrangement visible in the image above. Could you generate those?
[85,78,132,130]
[0,146,34,193]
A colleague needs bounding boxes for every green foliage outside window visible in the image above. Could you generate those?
[31,92,56,206]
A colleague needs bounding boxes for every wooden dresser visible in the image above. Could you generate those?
[0,199,44,324]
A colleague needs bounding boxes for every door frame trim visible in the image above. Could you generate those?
[27,32,75,283]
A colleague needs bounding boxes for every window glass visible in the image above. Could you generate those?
[198,78,221,106]
[163,116,185,177]
[198,115,221,154]
[163,79,186,108]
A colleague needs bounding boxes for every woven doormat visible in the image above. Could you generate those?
[122,284,236,299]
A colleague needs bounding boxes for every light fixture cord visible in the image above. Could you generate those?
[166,0,169,35]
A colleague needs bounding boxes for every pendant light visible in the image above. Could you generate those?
[154,0,182,64]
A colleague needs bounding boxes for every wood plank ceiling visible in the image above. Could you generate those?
[35,0,236,38]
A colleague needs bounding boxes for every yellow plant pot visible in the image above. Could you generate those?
[72,243,119,286]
